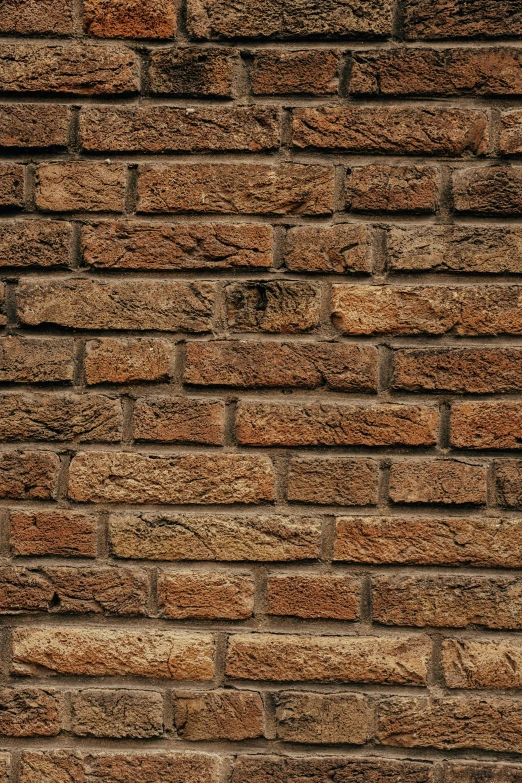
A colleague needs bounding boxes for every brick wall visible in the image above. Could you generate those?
[0,0,522,779]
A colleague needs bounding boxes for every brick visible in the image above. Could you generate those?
[174,690,264,740]
[443,638,522,689]
[0,283,6,325]
[231,756,433,783]
[225,281,321,333]
[137,163,334,215]
[71,689,163,738]
[0,688,62,736]
[346,164,439,213]
[287,457,379,506]
[17,279,215,332]
[186,0,394,39]
[251,50,338,95]
[68,451,275,505]
[109,513,320,561]
[445,763,522,783]
[500,110,522,154]
[20,752,83,783]
[453,167,522,215]
[293,106,488,155]
[274,692,367,744]
[0,220,71,268]
[185,341,377,391]
[35,162,126,213]
[0,43,139,94]
[12,627,215,680]
[158,571,254,619]
[0,0,73,34]
[386,225,522,274]
[149,47,237,97]
[133,397,225,445]
[0,755,8,783]
[226,633,429,684]
[266,574,361,619]
[85,338,173,384]
[236,402,438,447]
[284,224,372,274]
[0,450,59,500]
[377,696,522,752]
[389,460,487,505]
[372,575,522,629]
[334,515,522,567]
[84,752,221,783]
[451,401,522,449]
[82,221,273,271]
[496,461,522,508]
[0,337,73,383]
[0,105,69,149]
[81,106,280,153]
[403,0,522,39]
[84,0,177,38]
[10,510,97,558]
[0,163,24,209]
[350,48,522,96]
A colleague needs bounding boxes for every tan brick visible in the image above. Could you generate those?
[284,224,373,274]
[133,397,224,445]
[495,461,522,508]
[251,50,338,95]
[443,638,522,689]
[71,689,163,738]
[84,0,177,38]
[158,571,254,619]
[174,690,264,740]
[35,162,126,213]
[0,220,71,268]
[451,401,522,449]
[84,752,221,783]
[0,0,73,34]
[0,163,24,208]
[0,754,8,783]
[346,164,439,213]
[10,510,97,558]
[454,167,522,215]
[274,691,367,744]
[231,756,433,783]
[225,281,321,333]
[389,460,487,505]
[0,337,73,383]
[0,688,62,736]
[0,105,69,149]
[267,574,361,619]
[85,338,173,384]
[149,47,237,97]
[287,457,379,506]
[0,450,59,500]
[20,751,83,783]
[404,0,522,39]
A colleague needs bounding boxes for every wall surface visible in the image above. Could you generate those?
[0,0,522,779]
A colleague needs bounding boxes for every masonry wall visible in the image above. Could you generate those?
[1,0,522,780]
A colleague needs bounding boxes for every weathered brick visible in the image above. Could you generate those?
[20,751,83,783]
[443,638,522,689]
[500,110,522,155]
[10,510,97,558]
[149,47,237,97]
[0,450,59,500]
[0,755,8,783]
[0,220,71,268]
[0,283,6,324]
[225,282,321,333]
[284,224,372,274]
[346,165,439,213]
[445,762,522,783]
[251,50,338,95]
[158,571,254,619]
[0,337,73,383]
[35,162,126,213]
[0,688,62,736]
[85,338,173,384]
[0,105,69,149]
[236,402,438,447]
[274,692,367,744]
[451,401,522,449]
[389,460,487,505]
[68,451,275,505]
[267,574,361,619]
[495,461,522,508]
[133,397,225,445]
[231,756,433,783]
[82,221,273,270]
[0,163,25,209]
[403,0,522,39]
[293,106,488,155]
[226,633,429,684]
[287,458,379,506]
[0,43,139,94]
[71,689,163,738]
[12,627,215,680]
[373,575,522,629]
[137,163,334,215]
[84,752,221,783]
[0,0,73,34]
[84,0,177,38]
[174,690,264,740]
[17,279,215,332]
[109,513,320,562]
[453,167,522,215]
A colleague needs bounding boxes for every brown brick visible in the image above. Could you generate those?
[84,0,177,38]
[334,515,522,567]
[85,338,173,384]
[495,461,522,508]
[0,105,69,149]
[500,110,522,155]
[0,163,24,209]
[186,0,394,39]
[35,162,126,213]
[68,451,275,505]
[445,762,522,783]
[0,283,6,325]
[377,696,522,752]
[287,458,379,506]
[0,220,71,268]
[174,690,264,740]
[0,337,73,383]
[284,224,372,274]
[133,397,225,445]
[454,167,522,215]
[109,513,321,562]
[226,633,429,684]
[267,574,361,619]
[84,752,221,783]
[346,164,439,213]
[10,510,97,558]
[443,638,522,689]
[0,43,139,94]
[149,47,237,97]
[236,401,438,447]
[274,692,367,744]
[0,0,73,34]
[137,163,334,215]
[17,279,215,332]
[389,460,487,505]
[0,755,8,783]
[184,341,377,391]
[451,401,522,449]
[403,0,522,39]
[350,48,522,96]
[251,50,338,95]
[12,627,215,680]
[372,575,522,629]
[82,221,273,271]
[71,689,163,738]
[20,751,83,783]
[293,106,488,155]
[225,281,321,333]
[231,756,433,783]
[0,688,62,736]
[0,450,59,500]
[158,571,254,619]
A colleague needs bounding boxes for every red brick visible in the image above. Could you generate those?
[231,756,433,783]
[267,574,361,619]
[274,691,367,744]
[133,396,224,445]
[84,752,222,783]
[451,401,522,449]
[346,164,439,213]
[0,105,69,149]
[71,689,163,738]
[443,638,522,689]
[84,0,177,38]
[0,337,73,383]
[453,167,522,215]
[10,510,97,558]
[174,690,264,741]
[284,224,373,274]
[403,0,522,39]
[0,163,24,209]
[149,47,238,97]
[85,338,173,384]
[0,0,73,34]
[0,688,62,736]
[0,450,59,500]
[389,460,487,505]
[226,281,321,333]
[0,220,71,268]
[35,162,126,213]
[251,50,338,95]
[158,571,254,619]
[287,457,379,505]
